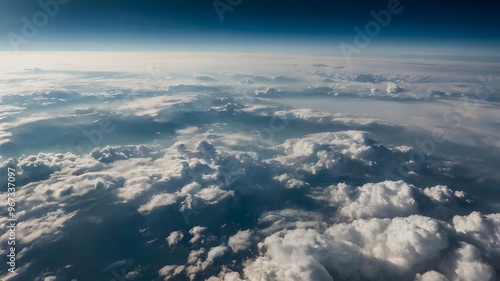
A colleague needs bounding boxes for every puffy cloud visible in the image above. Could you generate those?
[228,230,253,253]
[325,215,449,277]
[415,271,449,281]
[420,185,471,218]
[203,244,230,269]
[423,185,466,203]
[159,265,185,280]
[326,180,418,219]
[187,248,206,265]
[138,193,178,214]
[453,212,500,262]
[243,215,450,281]
[270,130,374,173]
[242,215,453,280]
[189,226,208,244]
[316,181,471,220]
[207,269,243,281]
[183,245,231,280]
[386,82,404,94]
[273,173,308,189]
[244,228,334,281]
[0,210,75,250]
[0,152,99,187]
[166,231,184,247]
[439,242,496,281]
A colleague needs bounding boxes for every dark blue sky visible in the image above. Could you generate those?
[1,0,499,52]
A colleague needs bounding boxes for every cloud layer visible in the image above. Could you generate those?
[0,53,499,281]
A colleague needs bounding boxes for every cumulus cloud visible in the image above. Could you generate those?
[166,231,184,247]
[189,226,208,244]
[424,185,466,203]
[244,228,335,281]
[228,230,253,253]
[207,268,243,281]
[327,216,448,273]
[138,193,178,213]
[159,265,185,280]
[314,181,470,221]
[415,271,449,281]
[269,130,374,174]
[202,244,230,269]
[242,215,450,281]
[386,82,404,94]
[326,180,418,219]
[439,242,496,281]
[0,210,75,248]
[273,173,309,189]
[453,212,500,263]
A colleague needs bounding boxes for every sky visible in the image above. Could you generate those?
[1,0,499,53]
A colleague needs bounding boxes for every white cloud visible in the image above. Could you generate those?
[203,244,230,269]
[166,231,184,247]
[239,214,451,281]
[439,242,496,281]
[273,108,385,126]
[415,271,449,281]
[228,230,253,253]
[269,130,374,174]
[386,82,404,94]
[325,215,449,277]
[189,226,208,244]
[138,193,178,214]
[207,269,243,281]
[326,180,418,219]
[244,228,334,281]
[258,209,326,236]
[0,209,75,256]
[187,248,206,265]
[423,185,466,203]
[453,212,500,260]
[273,173,309,189]
[159,265,185,280]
